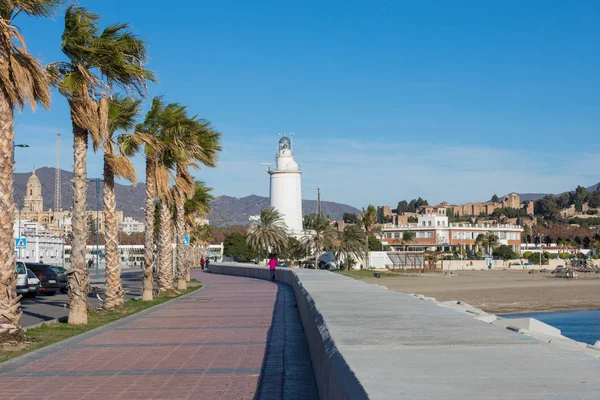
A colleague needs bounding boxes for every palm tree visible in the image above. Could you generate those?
[0,0,58,342]
[488,234,500,252]
[247,206,289,261]
[184,181,213,279]
[172,118,221,290]
[50,6,154,323]
[336,225,367,270]
[475,233,487,254]
[402,230,416,251]
[303,214,337,267]
[101,95,143,309]
[360,205,377,235]
[136,98,177,300]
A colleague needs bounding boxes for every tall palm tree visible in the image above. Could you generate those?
[247,206,289,261]
[101,95,143,309]
[336,225,367,270]
[172,116,221,290]
[50,6,154,324]
[0,0,58,342]
[360,205,377,235]
[136,98,174,300]
[184,181,213,279]
[303,214,337,267]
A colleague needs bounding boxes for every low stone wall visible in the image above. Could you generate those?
[209,264,600,400]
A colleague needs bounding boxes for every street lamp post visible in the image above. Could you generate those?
[13,144,29,258]
[12,144,29,163]
[88,178,101,280]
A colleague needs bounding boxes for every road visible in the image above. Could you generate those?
[21,270,144,328]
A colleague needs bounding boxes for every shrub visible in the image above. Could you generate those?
[523,251,533,259]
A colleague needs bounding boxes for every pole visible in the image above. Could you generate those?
[539,235,542,269]
[17,207,21,259]
[62,217,65,269]
[95,178,100,280]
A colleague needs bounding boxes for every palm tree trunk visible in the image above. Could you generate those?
[0,89,23,342]
[184,227,191,282]
[68,122,89,325]
[158,200,173,293]
[175,198,186,290]
[142,157,156,301]
[102,159,123,309]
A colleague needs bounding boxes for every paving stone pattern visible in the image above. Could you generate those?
[0,272,318,399]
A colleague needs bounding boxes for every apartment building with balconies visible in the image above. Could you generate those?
[380,205,522,253]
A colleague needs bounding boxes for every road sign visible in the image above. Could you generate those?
[183,235,190,247]
[15,237,27,249]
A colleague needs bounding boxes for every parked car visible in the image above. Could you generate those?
[49,266,68,293]
[15,261,28,295]
[24,263,60,295]
[26,269,40,297]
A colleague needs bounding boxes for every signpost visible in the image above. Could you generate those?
[183,235,190,247]
[15,237,26,260]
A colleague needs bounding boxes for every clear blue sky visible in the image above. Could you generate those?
[12,0,600,209]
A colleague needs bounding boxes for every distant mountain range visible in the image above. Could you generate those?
[15,167,360,225]
[516,182,600,202]
[208,195,361,227]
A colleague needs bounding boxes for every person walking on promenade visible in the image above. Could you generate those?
[200,256,205,270]
[205,258,210,270]
[268,255,278,282]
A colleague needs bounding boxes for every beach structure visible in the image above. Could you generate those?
[267,134,304,236]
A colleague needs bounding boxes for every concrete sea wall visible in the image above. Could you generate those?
[208,264,600,400]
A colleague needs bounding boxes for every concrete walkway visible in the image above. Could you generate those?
[0,271,317,399]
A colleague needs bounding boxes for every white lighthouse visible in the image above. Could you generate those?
[268,134,303,235]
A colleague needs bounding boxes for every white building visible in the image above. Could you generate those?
[14,219,65,265]
[381,205,523,253]
[120,217,144,234]
[207,243,224,262]
[268,134,303,235]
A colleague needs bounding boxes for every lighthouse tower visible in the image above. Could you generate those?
[268,134,303,235]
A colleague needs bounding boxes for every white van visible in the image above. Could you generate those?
[15,260,28,295]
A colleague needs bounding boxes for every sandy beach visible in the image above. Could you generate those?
[353,270,600,314]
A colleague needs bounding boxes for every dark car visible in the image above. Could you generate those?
[24,263,60,295]
[26,269,40,297]
[50,266,68,293]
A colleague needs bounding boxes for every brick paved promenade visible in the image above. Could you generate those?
[0,271,318,399]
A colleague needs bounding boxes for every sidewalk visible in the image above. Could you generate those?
[0,271,317,399]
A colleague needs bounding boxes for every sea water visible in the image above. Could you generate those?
[500,310,600,345]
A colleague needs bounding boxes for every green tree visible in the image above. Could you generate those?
[0,0,59,342]
[534,196,561,222]
[101,95,144,309]
[491,194,499,203]
[402,231,416,251]
[360,205,377,234]
[528,252,548,264]
[281,236,305,266]
[303,214,337,267]
[247,206,289,261]
[50,5,154,324]
[224,232,257,261]
[342,213,358,224]
[368,235,387,251]
[396,200,409,213]
[136,98,185,300]
[492,245,518,261]
[336,225,368,270]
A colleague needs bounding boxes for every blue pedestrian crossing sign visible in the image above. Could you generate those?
[15,237,27,249]
[183,235,190,247]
